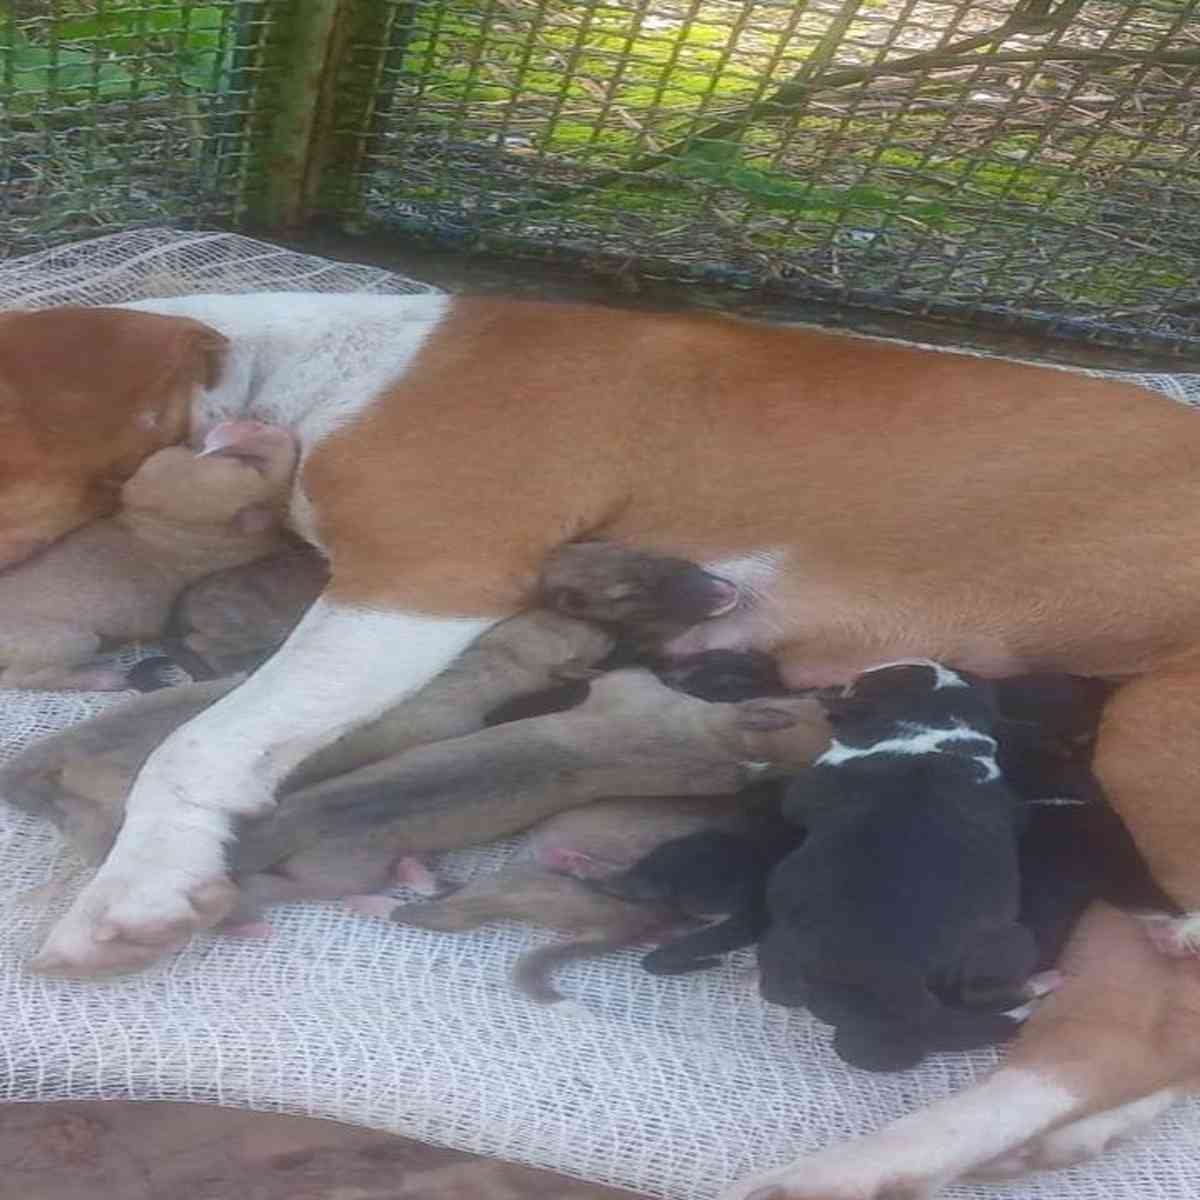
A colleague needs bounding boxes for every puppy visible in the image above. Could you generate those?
[380,797,744,1003]
[0,421,296,691]
[594,782,802,976]
[654,649,791,703]
[992,673,1111,806]
[760,661,1033,1072]
[131,540,330,687]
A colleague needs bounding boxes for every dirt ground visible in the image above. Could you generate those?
[0,1101,648,1200]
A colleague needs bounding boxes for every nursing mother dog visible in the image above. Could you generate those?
[6,295,1200,1196]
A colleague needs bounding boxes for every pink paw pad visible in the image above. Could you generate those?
[539,847,614,879]
[391,856,441,896]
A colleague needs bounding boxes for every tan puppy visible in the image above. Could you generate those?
[0,420,296,689]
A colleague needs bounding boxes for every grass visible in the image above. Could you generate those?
[3,0,1199,340]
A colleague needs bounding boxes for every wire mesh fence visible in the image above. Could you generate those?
[0,0,274,251]
[2,1,1199,352]
[355,0,1200,351]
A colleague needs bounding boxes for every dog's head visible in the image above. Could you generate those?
[0,306,227,569]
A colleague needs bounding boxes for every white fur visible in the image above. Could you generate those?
[817,723,997,766]
[975,1088,1180,1178]
[666,549,787,654]
[720,1068,1079,1200]
[1152,909,1200,955]
[35,601,497,969]
[860,658,967,689]
[972,754,1001,781]
[704,550,786,601]
[119,292,452,534]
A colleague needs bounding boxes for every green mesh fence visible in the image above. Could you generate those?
[0,1,273,250]
[352,0,1200,351]
[3,1,1200,352]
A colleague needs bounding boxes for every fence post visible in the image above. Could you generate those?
[246,0,396,231]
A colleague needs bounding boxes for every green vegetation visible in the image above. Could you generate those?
[3,0,1196,326]
[2,2,230,104]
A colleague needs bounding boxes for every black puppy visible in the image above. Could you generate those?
[593,782,803,975]
[654,649,790,703]
[991,673,1111,806]
[760,660,1035,1072]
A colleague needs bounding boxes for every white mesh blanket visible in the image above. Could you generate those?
[2,228,1200,1200]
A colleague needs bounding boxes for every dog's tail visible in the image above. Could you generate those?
[514,918,675,1004]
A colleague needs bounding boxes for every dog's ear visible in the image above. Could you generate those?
[0,307,227,568]
[0,307,226,450]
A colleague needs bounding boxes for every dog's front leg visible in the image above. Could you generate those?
[32,596,500,976]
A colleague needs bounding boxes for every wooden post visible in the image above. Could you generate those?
[246,0,395,231]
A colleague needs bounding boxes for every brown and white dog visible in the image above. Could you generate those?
[6,293,1200,1197]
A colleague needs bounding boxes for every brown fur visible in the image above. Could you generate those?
[1004,903,1200,1112]
[304,299,1200,920]
[0,306,226,569]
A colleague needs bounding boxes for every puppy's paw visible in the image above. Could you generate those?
[31,873,237,976]
[391,855,442,896]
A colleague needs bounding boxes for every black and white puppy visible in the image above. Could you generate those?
[760,660,1035,1072]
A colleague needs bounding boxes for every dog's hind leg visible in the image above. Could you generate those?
[718,903,1200,1200]
[1091,666,1200,950]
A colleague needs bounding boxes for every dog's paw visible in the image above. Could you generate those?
[720,1160,936,1200]
[971,1089,1178,1181]
[31,872,238,976]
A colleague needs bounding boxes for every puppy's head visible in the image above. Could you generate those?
[598,831,766,915]
[820,659,996,733]
[0,306,227,569]
[656,649,788,703]
[539,540,738,635]
[121,421,298,535]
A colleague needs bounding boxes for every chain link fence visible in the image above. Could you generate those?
[3,1,1200,352]
[0,2,277,247]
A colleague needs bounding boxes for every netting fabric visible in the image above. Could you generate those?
[2,229,1199,1200]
